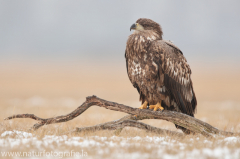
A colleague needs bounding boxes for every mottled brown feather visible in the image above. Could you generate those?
[125,18,197,118]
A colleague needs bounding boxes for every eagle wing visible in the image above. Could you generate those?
[125,51,142,95]
[150,40,197,116]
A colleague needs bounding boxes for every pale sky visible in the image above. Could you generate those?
[0,0,239,65]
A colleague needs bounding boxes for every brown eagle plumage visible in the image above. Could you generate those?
[125,18,197,133]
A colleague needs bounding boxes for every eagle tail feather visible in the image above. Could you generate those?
[164,74,196,116]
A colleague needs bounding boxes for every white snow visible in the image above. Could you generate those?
[224,136,238,144]
[1,131,240,159]
[1,130,32,138]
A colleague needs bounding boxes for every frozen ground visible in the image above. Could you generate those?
[1,130,240,159]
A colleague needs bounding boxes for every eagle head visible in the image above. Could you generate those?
[130,18,163,39]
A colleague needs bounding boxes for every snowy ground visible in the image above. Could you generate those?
[1,130,240,159]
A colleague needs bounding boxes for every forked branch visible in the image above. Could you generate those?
[4,95,236,138]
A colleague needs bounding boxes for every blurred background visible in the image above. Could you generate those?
[0,0,240,129]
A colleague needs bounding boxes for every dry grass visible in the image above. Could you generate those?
[1,102,240,159]
[1,62,240,158]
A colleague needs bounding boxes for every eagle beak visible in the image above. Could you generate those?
[130,23,136,31]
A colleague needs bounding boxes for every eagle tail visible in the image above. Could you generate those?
[174,90,197,134]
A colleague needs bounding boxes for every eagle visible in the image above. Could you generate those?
[125,18,197,134]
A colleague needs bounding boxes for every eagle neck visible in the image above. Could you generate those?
[126,31,156,59]
[141,30,161,41]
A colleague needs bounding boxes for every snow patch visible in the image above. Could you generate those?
[224,137,238,144]
[1,131,32,138]
[1,131,240,158]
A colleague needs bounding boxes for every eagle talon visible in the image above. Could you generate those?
[139,101,148,109]
[149,102,164,111]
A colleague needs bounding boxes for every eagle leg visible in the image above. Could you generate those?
[149,102,164,111]
[139,101,148,109]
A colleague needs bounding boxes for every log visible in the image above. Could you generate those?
[4,95,237,138]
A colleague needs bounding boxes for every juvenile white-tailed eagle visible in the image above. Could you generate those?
[125,18,197,133]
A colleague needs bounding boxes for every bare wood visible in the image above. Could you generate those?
[4,95,237,137]
[74,115,184,137]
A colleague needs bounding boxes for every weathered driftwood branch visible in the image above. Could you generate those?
[4,95,236,138]
[74,115,184,137]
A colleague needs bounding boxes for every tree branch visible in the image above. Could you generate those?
[73,115,184,137]
[4,95,237,137]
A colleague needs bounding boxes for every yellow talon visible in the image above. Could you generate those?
[139,101,148,109]
[149,102,164,111]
